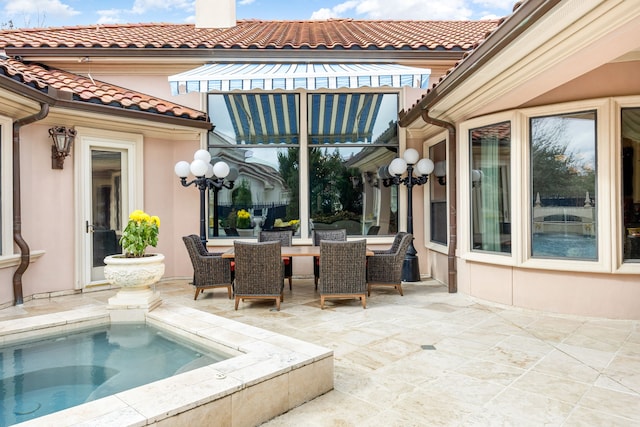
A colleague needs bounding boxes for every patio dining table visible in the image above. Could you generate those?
[221,245,375,258]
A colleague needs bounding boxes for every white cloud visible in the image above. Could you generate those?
[96,9,123,24]
[478,13,501,20]
[4,0,79,16]
[239,0,255,5]
[471,0,513,9]
[310,8,334,20]
[310,0,476,20]
[3,0,79,26]
[93,0,194,24]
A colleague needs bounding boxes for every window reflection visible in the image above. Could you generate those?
[622,107,640,262]
[207,93,300,238]
[470,122,511,254]
[429,141,447,245]
[206,146,299,239]
[307,93,399,236]
[308,146,397,236]
[206,91,400,238]
[530,111,597,260]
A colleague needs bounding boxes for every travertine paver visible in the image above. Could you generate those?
[2,278,639,426]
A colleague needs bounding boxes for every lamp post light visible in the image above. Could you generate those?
[378,148,434,282]
[174,149,238,246]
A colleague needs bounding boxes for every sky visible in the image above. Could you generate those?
[0,0,514,29]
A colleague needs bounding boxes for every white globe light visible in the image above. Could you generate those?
[190,159,208,177]
[389,158,407,176]
[205,163,214,178]
[193,149,211,163]
[472,169,483,182]
[213,161,230,178]
[403,148,420,165]
[174,161,191,178]
[416,158,434,176]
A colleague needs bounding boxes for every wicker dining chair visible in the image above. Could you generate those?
[258,230,293,290]
[312,229,347,289]
[366,232,412,296]
[182,235,233,300]
[233,240,285,311]
[318,239,367,309]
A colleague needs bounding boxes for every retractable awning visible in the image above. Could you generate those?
[169,63,430,94]
[223,93,385,144]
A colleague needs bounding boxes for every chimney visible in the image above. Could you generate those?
[196,0,236,29]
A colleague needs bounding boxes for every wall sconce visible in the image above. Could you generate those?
[48,126,76,169]
[434,161,446,185]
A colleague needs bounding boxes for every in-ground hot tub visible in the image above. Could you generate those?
[0,303,334,426]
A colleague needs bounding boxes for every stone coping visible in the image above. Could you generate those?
[1,303,333,426]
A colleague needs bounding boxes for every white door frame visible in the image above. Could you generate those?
[74,127,143,290]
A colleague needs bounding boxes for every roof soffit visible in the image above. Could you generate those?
[403,0,640,128]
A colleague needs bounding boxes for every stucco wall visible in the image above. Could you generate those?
[19,124,77,297]
[457,259,640,319]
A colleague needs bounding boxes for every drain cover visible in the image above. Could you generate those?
[421,344,436,350]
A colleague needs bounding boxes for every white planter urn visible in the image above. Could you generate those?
[237,228,254,237]
[104,253,165,321]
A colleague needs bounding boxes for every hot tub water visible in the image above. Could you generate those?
[0,323,230,425]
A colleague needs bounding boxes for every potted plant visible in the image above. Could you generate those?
[104,210,165,290]
[119,209,160,257]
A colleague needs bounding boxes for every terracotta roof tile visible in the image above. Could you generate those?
[0,20,499,51]
[0,56,207,122]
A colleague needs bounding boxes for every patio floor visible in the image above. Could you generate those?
[1,278,639,426]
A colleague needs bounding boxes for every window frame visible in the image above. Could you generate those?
[205,88,403,244]
[459,100,620,273]
[459,111,519,267]
[0,115,13,261]
[614,95,640,275]
[519,100,610,273]
[423,131,448,254]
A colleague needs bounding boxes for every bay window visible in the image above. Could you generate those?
[530,111,597,260]
[622,107,640,262]
[429,140,447,245]
[470,121,511,254]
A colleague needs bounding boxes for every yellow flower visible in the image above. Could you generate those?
[129,209,145,222]
[120,209,160,257]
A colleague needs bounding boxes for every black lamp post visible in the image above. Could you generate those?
[174,149,237,246]
[379,148,434,282]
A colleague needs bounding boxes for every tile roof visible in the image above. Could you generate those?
[0,20,499,51]
[0,56,208,122]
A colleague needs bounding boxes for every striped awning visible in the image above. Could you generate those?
[169,63,430,94]
[224,93,299,144]
[309,93,383,144]
[222,93,385,144]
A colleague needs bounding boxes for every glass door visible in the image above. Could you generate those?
[77,131,140,288]
[89,149,126,281]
